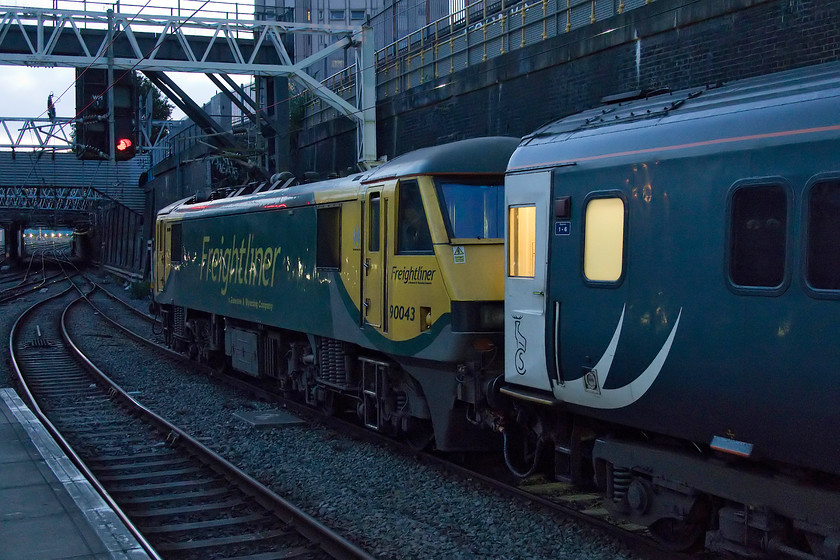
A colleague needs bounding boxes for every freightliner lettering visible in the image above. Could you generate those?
[200,234,282,295]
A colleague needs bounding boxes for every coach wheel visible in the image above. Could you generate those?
[649,501,708,551]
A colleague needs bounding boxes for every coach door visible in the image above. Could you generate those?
[363,187,387,330]
[504,171,553,391]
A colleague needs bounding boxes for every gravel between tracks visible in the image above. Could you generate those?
[8,269,639,560]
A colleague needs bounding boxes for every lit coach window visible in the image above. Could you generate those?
[583,197,625,282]
[508,205,536,277]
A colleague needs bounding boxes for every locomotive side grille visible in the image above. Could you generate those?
[318,338,354,388]
[263,333,283,378]
[173,306,186,337]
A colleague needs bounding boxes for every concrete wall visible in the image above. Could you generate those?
[96,204,146,281]
[293,0,840,175]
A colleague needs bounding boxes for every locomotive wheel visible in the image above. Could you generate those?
[403,419,434,451]
[212,355,231,376]
[319,391,336,416]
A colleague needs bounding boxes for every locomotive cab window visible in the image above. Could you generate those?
[508,205,536,277]
[437,178,505,239]
[397,180,433,254]
[583,197,625,283]
[316,206,341,269]
[806,179,840,291]
[368,193,381,252]
[728,184,787,288]
[170,223,182,263]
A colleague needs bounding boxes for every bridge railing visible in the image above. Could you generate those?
[375,0,652,97]
[302,0,655,127]
[300,67,358,128]
[2,0,283,31]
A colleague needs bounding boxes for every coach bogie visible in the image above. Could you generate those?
[595,453,709,550]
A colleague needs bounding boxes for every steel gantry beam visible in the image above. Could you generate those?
[0,117,74,150]
[0,7,377,165]
[0,185,109,226]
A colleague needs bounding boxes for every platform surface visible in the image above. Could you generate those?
[0,388,151,560]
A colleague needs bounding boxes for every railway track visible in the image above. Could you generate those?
[80,271,705,560]
[9,273,373,560]
[0,253,69,303]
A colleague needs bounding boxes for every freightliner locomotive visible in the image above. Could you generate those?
[153,137,519,451]
[500,62,840,557]
[154,62,840,558]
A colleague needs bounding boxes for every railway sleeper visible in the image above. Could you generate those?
[593,438,840,559]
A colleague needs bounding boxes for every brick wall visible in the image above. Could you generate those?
[292,0,840,176]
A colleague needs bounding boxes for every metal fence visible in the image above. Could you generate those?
[303,0,654,125]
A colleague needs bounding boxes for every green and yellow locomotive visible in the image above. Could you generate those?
[153,137,518,450]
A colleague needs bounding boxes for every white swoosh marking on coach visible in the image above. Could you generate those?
[590,304,625,386]
[554,307,682,409]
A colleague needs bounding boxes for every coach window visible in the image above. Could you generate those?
[317,206,341,269]
[583,197,625,282]
[369,193,381,252]
[729,184,787,288]
[806,179,840,290]
[397,180,433,254]
[509,205,536,277]
[170,223,182,263]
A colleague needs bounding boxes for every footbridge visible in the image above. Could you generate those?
[0,2,376,270]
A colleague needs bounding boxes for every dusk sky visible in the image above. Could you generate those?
[5,64,224,121]
[2,0,255,124]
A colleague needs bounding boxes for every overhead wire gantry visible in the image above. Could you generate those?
[0,6,377,166]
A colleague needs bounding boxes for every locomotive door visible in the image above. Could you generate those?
[158,221,173,293]
[363,188,387,330]
[504,171,553,391]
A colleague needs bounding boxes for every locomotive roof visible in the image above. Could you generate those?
[158,175,361,219]
[159,137,519,219]
[509,61,840,172]
[363,136,519,182]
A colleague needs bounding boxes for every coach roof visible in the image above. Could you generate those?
[509,60,840,173]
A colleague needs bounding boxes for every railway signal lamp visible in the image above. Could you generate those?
[76,69,138,161]
[116,137,133,151]
[114,119,137,161]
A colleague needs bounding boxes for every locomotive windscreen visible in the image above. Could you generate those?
[436,180,504,239]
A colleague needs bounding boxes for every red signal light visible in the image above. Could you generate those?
[116,138,133,151]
